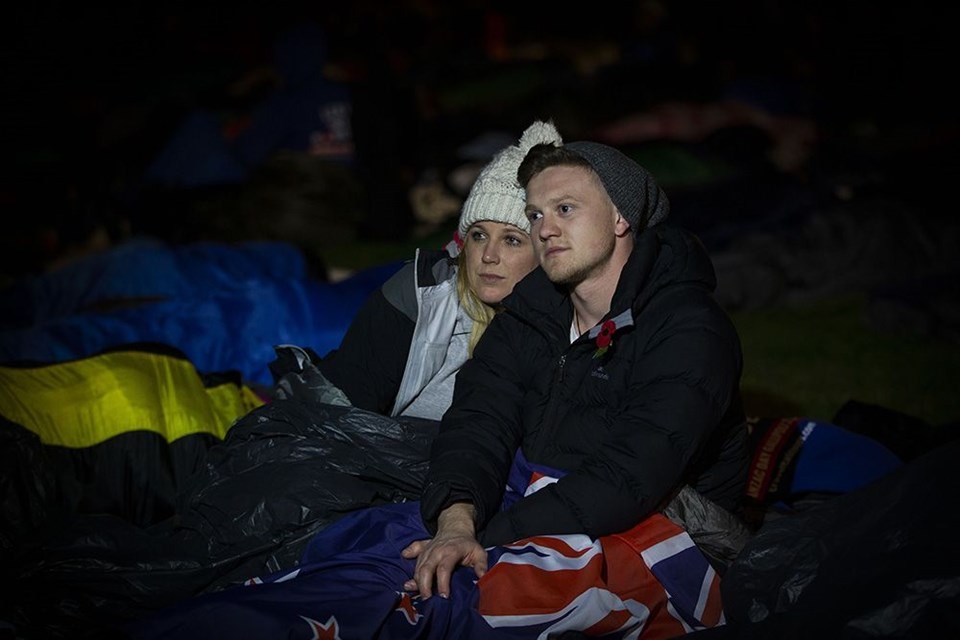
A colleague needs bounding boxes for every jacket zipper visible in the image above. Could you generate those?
[538,353,566,448]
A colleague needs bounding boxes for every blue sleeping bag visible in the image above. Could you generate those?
[0,237,402,385]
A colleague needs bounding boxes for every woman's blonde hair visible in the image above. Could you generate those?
[455,250,499,356]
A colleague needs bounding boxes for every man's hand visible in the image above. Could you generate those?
[401,503,488,599]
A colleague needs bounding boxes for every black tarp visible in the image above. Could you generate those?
[692,438,960,638]
[2,397,439,638]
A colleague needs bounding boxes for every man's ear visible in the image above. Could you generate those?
[614,211,631,237]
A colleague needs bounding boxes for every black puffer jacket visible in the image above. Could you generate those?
[420,226,748,546]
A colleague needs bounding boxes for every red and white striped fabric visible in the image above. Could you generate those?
[479,470,725,639]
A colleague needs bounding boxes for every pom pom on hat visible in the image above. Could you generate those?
[458,120,563,238]
[564,141,670,233]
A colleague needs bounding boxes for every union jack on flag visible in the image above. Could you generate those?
[479,454,724,639]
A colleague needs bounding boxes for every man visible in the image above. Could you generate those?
[403,138,749,599]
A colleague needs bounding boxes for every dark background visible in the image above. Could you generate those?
[3,1,959,425]
[4,1,957,254]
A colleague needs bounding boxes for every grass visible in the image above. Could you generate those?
[732,293,960,426]
[318,223,458,274]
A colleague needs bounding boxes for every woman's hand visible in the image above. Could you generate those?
[401,503,488,599]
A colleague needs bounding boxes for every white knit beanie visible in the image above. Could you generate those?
[458,120,563,238]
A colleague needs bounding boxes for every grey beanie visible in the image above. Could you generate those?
[459,120,563,237]
[564,141,670,234]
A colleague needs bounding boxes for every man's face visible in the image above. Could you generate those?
[524,165,622,286]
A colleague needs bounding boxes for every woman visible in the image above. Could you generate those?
[273,120,564,420]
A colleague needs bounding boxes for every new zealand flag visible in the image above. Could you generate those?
[131,453,724,639]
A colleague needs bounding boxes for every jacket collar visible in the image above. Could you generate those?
[502,226,713,343]
[415,247,458,289]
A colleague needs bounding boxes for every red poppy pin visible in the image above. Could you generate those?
[593,320,616,358]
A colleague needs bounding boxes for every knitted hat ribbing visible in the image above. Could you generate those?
[458,121,563,237]
[564,141,670,233]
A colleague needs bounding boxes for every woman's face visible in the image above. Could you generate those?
[462,221,538,305]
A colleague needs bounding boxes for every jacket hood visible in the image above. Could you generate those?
[611,226,717,316]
